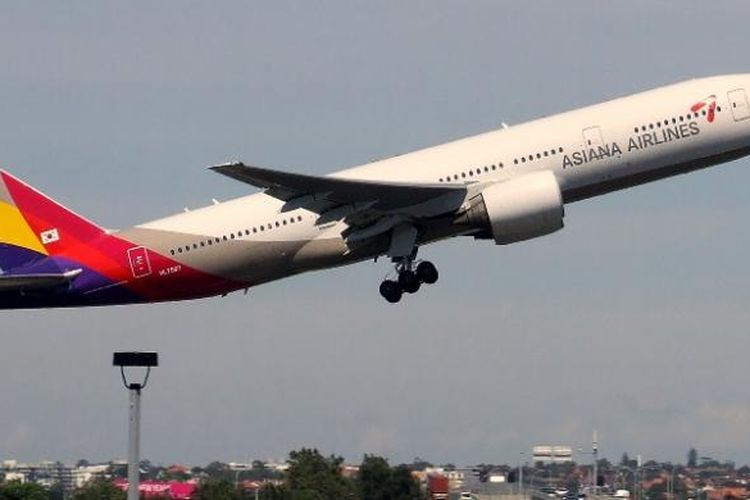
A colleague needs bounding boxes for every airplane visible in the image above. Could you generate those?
[2,74,750,309]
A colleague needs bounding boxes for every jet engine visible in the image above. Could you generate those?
[458,170,564,244]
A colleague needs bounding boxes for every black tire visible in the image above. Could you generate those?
[416,261,439,284]
[398,270,421,294]
[379,280,402,303]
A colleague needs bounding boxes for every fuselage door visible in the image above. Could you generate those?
[127,246,152,279]
[582,126,604,147]
[727,89,750,121]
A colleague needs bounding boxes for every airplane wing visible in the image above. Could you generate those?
[0,269,82,292]
[210,162,466,212]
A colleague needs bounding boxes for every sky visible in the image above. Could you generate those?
[2,0,750,467]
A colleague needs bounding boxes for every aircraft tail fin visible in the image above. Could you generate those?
[0,169,106,271]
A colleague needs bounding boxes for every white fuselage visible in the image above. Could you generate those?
[136,75,750,286]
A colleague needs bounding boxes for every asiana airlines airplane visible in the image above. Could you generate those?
[2,74,750,308]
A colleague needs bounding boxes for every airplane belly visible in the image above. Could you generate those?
[290,237,349,270]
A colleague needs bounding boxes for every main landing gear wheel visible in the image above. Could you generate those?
[379,258,439,303]
[398,270,421,294]
[379,280,402,303]
[416,261,438,284]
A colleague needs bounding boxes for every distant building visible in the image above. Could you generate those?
[113,479,197,499]
[1,459,114,493]
[340,464,359,479]
[0,460,76,493]
[227,462,252,471]
[488,473,507,483]
[4,472,25,483]
[532,446,573,464]
[74,464,109,488]
[263,460,290,472]
[706,487,750,500]
[427,474,449,500]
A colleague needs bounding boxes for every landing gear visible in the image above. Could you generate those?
[379,280,403,303]
[416,261,439,284]
[379,224,439,303]
[379,258,439,303]
[398,270,421,294]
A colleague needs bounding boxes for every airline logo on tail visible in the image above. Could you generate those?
[691,95,717,123]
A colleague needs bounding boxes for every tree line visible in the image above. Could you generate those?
[0,449,425,500]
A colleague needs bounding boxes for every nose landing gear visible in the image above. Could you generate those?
[378,258,439,303]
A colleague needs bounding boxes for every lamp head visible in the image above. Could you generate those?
[113,352,158,390]
[113,352,158,368]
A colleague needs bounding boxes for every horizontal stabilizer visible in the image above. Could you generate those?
[210,162,465,211]
[0,269,82,292]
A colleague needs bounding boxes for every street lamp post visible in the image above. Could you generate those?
[113,352,159,500]
[592,431,598,497]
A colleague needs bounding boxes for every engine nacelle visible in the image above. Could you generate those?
[460,170,564,244]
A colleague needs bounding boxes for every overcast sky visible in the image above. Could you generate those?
[2,1,750,467]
